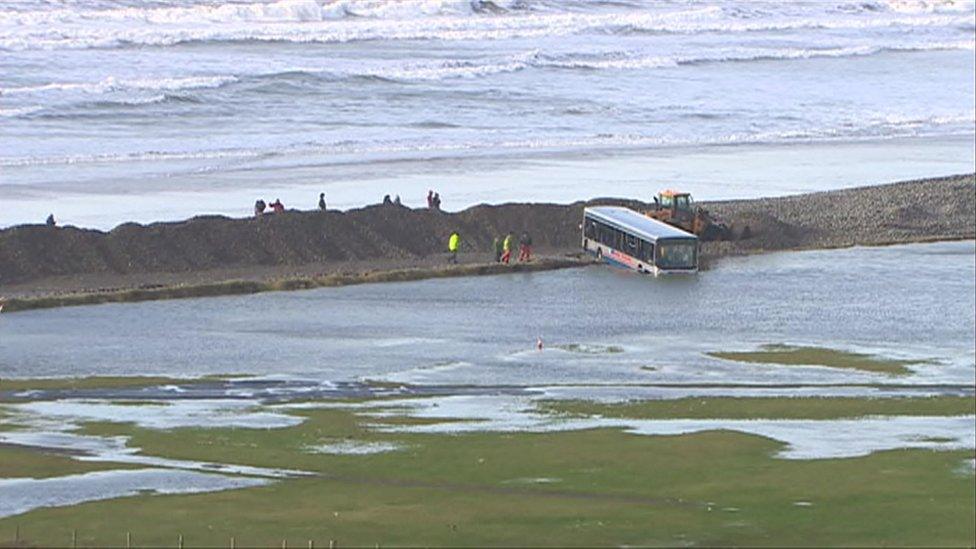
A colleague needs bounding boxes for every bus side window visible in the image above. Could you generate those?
[584,219,596,239]
[627,234,637,250]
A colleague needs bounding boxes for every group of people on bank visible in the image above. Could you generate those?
[250,190,535,265]
[253,189,444,217]
[447,230,533,265]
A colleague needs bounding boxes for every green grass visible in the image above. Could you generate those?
[0,446,134,480]
[1,404,973,547]
[709,345,926,375]
[540,396,976,420]
[0,375,233,393]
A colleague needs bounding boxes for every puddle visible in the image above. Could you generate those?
[0,399,313,480]
[535,384,972,403]
[338,395,976,460]
[13,399,302,430]
[501,477,562,485]
[305,440,403,455]
[955,458,976,477]
[0,468,268,519]
[0,429,309,479]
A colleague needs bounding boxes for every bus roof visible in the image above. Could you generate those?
[584,206,697,242]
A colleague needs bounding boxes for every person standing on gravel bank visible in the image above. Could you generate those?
[501,232,513,264]
[448,231,460,264]
[46,214,56,227]
[318,193,326,211]
[518,231,533,262]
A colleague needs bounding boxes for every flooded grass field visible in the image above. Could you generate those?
[0,242,974,546]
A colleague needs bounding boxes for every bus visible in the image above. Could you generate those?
[582,206,699,275]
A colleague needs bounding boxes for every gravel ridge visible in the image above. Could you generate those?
[0,174,972,291]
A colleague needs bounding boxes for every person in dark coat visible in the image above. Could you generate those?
[493,236,503,262]
[518,231,533,262]
[318,193,327,211]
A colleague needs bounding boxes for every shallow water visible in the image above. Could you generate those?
[337,393,976,459]
[1,241,972,389]
[0,468,269,519]
[0,242,973,514]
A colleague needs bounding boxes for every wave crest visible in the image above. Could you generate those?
[0,1,971,51]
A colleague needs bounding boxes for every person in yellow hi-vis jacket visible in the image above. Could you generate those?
[448,231,460,264]
[501,232,513,264]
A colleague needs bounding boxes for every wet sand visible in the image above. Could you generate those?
[0,174,972,312]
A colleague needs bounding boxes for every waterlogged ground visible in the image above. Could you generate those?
[0,242,973,545]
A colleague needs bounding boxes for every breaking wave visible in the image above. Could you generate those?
[7,38,964,107]
[0,0,972,51]
[0,75,238,96]
[2,110,971,168]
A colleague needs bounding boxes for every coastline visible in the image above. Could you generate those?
[1,173,972,313]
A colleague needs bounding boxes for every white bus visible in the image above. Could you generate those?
[582,206,699,275]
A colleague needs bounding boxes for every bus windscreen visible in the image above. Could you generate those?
[657,241,697,269]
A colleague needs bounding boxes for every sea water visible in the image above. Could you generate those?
[1,0,973,228]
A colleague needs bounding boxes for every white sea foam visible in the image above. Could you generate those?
[3,108,971,169]
[0,1,970,51]
[1,0,972,225]
[0,106,42,118]
[0,75,238,96]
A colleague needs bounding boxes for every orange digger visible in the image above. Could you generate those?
[644,190,741,241]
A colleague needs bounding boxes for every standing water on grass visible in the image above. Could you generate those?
[1,0,974,227]
[1,241,973,519]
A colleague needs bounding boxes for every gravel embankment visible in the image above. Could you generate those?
[0,174,972,308]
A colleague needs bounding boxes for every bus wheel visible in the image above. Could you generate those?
[596,248,603,260]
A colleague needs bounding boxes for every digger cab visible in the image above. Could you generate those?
[659,190,694,214]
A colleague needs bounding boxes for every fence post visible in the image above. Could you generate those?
[308,540,314,549]
[178,533,184,549]
[282,540,287,549]
[230,536,235,549]
[126,531,131,549]
[15,524,19,544]
[72,529,77,549]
